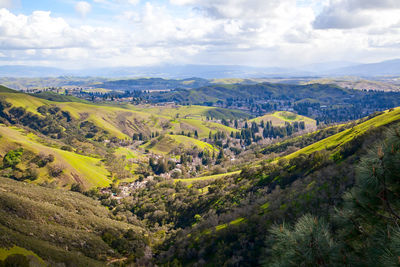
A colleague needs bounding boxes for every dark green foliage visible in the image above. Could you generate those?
[47,164,64,177]
[332,128,400,265]
[146,83,400,123]
[0,254,30,267]
[264,215,340,267]
[0,178,149,266]
[71,183,84,193]
[3,148,23,168]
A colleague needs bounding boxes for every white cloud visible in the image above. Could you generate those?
[170,0,294,19]
[0,0,12,8]
[1,0,400,69]
[314,0,400,29]
[75,1,91,18]
[93,0,140,7]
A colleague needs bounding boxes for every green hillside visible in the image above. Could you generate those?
[1,81,400,266]
[285,107,400,159]
[0,86,247,188]
[0,89,246,140]
[0,125,111,189]
[142,134,218,155]
[0,178,148,266]
[251,111,316,128]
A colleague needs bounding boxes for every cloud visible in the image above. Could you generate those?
[170,0,292,19]
[313,8,371,29]
[314,0,400,29]
[93,0,140,7]
[1,0,400,69]
[0,0,12,8]
[75,1,91,17]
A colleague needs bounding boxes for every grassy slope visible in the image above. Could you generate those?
[178,107,400,185]
[251,111,316,128]
[0,178,145,266]
[0,125,111,188]
[171,118,239,138]
[0,90,243,140]
[143,134,218,155]
[32,91,90,103]
[285,107,400,159]
[0,246,46,266]
[304,78,400,92]
[174,171,241,184]
[0,92,49,115]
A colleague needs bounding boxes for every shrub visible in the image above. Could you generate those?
[47,164,64,177]
[3,148,23,168]
[24,165,39,181]
[61,145,73,151]
[0,254,30,267]
[71,183,84,193]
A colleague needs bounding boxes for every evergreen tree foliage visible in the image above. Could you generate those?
[265,214,340,267]
[334,128,400,266]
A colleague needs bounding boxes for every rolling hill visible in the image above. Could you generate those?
[0,125,112,189]
[251,111,316,129]
[304,78,400,92]
[0,85,248,188]
[0,178,148,266]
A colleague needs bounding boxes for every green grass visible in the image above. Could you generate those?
[115,147,143,160]
[0,85,20,93]
[211,78,245,84]
[143,134,218,155]
[260,202,270,210]
[285,107,400,160]
[0,92,50,115]
[0,178,146,266]
[0,246,46,265]
[174,170,240,184]
[1,88,245,151]
[32,91,90,103]
[0,124,111,189]
[251,111,316,128]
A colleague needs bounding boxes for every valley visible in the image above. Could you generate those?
[0,81,400,266]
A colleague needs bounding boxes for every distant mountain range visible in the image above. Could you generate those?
[0,59,400,78]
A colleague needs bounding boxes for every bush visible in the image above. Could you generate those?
[71,183,84,193]
[47,164,64,177]
[61,145,73,151]
[3,148,23,168]
[32,153,55,168]
[24,165,39,181]
[0,254,30,267]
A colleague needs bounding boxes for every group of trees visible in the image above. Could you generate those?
[150,123,399,266]
[229,120,306,146]
[0,148,59,182]
[265,128,400,266]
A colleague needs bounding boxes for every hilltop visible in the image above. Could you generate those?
[304,78,400,92]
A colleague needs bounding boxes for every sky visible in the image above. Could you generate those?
[0,0,399,69]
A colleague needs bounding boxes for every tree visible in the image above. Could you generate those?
[3,148,23,168]
[264,214,340,267]
[216,149,225,164]
[334,128,400,266]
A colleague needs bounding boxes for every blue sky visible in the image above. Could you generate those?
[0,0,400,68]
